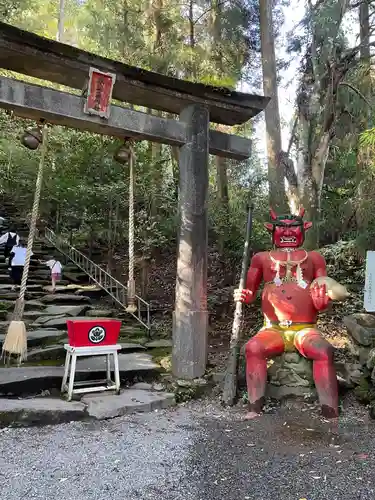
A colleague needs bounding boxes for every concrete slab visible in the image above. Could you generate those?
[0,398,86,427]
[81,389,175,419]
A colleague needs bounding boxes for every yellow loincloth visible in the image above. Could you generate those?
[262,321,316,352]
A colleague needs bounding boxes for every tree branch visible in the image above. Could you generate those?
[286,115,298,156]
[339,81,373,108]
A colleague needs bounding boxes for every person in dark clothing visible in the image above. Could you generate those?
[0,228,20,261]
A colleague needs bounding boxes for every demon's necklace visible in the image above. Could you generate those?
[269,249,308,289]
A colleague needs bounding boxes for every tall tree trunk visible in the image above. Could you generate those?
[139,0,165,298]
[188,0,196,78]
[211,0,230,253]
[57,0,65,42]
[299,131,330,249]
[360,0,370,61]
[356,0,371,245]
[259,0,288,212]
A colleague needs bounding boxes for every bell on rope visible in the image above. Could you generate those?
[20,127,43,150]
[114,143,131,164]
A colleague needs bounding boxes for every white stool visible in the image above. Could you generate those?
[61,344,121,401]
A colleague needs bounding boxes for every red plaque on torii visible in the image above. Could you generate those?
[84,67,116,119]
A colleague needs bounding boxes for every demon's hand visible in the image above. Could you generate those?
[310,282,330,311]
[233,288,254,304]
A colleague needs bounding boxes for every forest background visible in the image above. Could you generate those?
[0,0,374,329]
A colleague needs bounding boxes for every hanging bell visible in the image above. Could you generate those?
[114,143,131,164]
[20,127,43,150]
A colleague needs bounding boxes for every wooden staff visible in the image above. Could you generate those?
[222,204,254,406]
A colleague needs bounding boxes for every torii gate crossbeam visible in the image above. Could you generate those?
[0,22,269,379]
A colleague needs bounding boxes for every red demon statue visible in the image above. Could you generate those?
[234,207,338,420]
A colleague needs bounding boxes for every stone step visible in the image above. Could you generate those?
[0,320,36,334]
[0,300,45,311]
[85,309,114,318]
[82,389,175,419]
[0,284,44,292]
[42,285,94,295]
[0,388,175,427]
[0,353,161,395]
[30,314,92,329]
[27,345,65,362]
[41,294,92,305]
[63,271,89,283]
[0,329,65,348]
[0,291,44,301]
[27,342,145,362]
[0,275,51,286]
[0,398,87,427]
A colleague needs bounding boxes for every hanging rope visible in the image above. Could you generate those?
[125,140,137,314]
[14,125,48,320]
[114,138,137,314]
[2,124,48,364]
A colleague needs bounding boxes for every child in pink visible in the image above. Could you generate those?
[44,258,63,292]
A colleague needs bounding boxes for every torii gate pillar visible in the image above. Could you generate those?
[172,104,209,379]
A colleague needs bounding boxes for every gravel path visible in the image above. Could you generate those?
[0,397,374,500]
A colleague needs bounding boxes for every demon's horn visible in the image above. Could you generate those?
[269,207,277,220]
[298,206,305,218]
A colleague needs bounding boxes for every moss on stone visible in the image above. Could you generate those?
[353,375,375,404]
[0,301,13,311]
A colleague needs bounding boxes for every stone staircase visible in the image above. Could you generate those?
[0,203,175,426]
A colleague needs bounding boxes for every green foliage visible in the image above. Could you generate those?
[0,0,278,275]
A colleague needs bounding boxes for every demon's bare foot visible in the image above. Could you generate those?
[321,405,339,419]
[244,411,261,420]
[245,398,264,420]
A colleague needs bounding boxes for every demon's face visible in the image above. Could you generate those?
[264,207,312,249]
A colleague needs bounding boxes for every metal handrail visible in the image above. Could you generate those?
[44,227,150,330]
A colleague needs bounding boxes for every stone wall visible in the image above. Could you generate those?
[343,313,375,383]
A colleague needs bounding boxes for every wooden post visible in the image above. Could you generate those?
[172,104,209,379]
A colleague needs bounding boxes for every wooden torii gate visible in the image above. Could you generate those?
[0,22,269,379]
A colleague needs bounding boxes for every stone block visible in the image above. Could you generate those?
[343,313,375,347]
[0,398,86,427]
[42,294,91,304]
[267,384,317,399]
[268,353,313,387]
[267,352,315,400]
[81,389,176,419]
[44,305,91,317]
